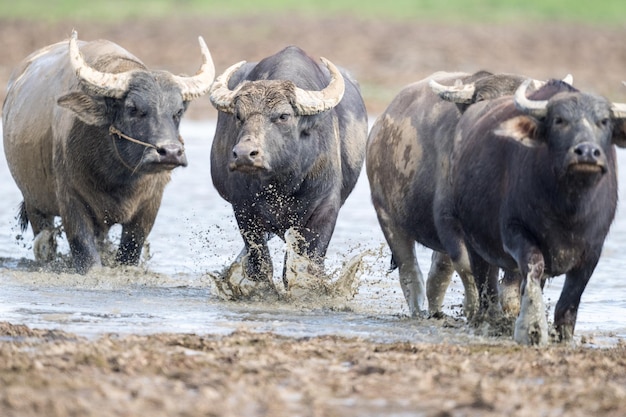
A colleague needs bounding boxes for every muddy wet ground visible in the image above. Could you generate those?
[2,321,626,417]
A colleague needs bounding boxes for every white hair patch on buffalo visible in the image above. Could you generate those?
[494,116,540,147]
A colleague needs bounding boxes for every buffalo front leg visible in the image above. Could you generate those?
[284,201,340,298]
[554,265,595,343]
[513,251,549,346]
[62,213,101,274]
[117,224,148,266]
[218,210,277,299]
[503,225,549,345]
[117,201,161,266]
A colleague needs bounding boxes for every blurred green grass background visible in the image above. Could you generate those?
[2,0,625,25]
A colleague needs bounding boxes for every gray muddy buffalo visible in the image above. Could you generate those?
[2,31,215,273]
[366,71,552,318]
[209,45,368,297]
[434,79,626,344]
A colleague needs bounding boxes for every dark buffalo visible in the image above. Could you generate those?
[2,31,215,273]
[366,70,539,318]
[209,45,368,297]
[434,79,626,344]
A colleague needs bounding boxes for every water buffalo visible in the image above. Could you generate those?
[209,45,368,297]
[434,79,626,344]
[366,71,535,318]
[2,31,215,273]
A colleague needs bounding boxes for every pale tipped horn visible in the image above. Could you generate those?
[209,60,248,113]
[562,74,573,85]
[429,78,475,104]
[171,36,216,101]
[514,78,548,118]
[611,102,626,119]
[69,30,134,98]
[293,57,345,115]
[615,81,626,118]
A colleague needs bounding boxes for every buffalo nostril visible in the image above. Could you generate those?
[573,143,601,159]
[233,143,260,161]
[157,144,184,159]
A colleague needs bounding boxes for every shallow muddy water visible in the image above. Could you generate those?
[1,120,625,346]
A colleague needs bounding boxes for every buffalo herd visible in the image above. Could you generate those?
[3,31,625,345]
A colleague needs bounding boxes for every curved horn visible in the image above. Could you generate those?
[68,30,134,98]
[209,60,247,114]
[428,78,475,104]
[171,36,216,101]
[514,78,548,118]
[293,57,345,116]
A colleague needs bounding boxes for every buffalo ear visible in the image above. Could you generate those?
[611,119,626,148]
[57,92,108,126]
[493,115,543,148]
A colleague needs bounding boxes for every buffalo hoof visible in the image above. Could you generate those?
[286,260,326,302]
[211,258,278,301]
[514,278,549,346]
[33,229,58,262]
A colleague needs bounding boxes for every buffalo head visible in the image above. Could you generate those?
[208,57,345,174]
[501,79,626,185]
[57,31,216,173]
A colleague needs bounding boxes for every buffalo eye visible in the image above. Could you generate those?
[553,116,565,126]
[273,113,291,123]
[173,108,184,124]
[235,109,244,123]
[598,118,610,128]
[127,103,146,119]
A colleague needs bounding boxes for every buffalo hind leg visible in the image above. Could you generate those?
[472,255,502,319]
[378,218,426,317]
[22,203,58,262]
[373,203,426,317]
[435,216,479,320]
[426,251,454,318]
[500,270,522,316]
[284,202,339,297]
